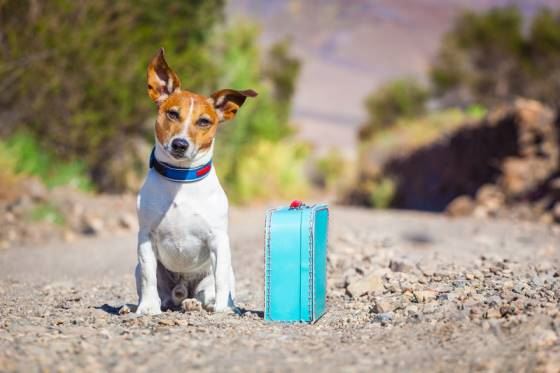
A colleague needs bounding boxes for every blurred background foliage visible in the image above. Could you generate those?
[431,6,560,109]
[359,79,429,140]
[360,5,560,142]
[0,0,306,203]
[354,5,560,211]
[360,6,560,142]
[209,23,306,202]
[2,1,560,208]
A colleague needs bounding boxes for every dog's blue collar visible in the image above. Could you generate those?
[149,148,212,183]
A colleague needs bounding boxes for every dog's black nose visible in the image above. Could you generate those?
[171,138,189,153]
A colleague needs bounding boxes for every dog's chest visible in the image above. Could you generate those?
[140,170,228,274]
[153,201,214,273]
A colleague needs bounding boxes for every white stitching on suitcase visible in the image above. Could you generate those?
[264,208,276,319]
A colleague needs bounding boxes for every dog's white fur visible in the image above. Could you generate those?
[135,49,256,316]
[135,138,235,315]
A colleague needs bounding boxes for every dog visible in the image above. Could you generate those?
[135,48,257,315]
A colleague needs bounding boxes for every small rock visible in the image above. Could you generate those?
[118,305,131,315]
[476,184,505,212]
[63,230,76,242]
[503,280,514,289]
[413,290,438,303]
[373,312,394,324]
[422,302,437,314]
[372,296,402,313]
[22,178,48,202]
[530,276,544,288]
[346,273,384,298]
[470,307,482,319]
[446,195,475,217]
[118,213,137,230]
[540,213,554,225]
[82,216,104,235]
[417,263,438,277]
[406,305,418,316]
[484,308,502,319]
[158,319,175,326]
[389,259,415,273]
[499,305,515,317]
[553,202,560,223]
[452,279,466,288]
[531,329,558,348]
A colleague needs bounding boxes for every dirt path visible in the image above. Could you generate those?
[1,206,560,372]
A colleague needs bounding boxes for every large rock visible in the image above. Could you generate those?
[349,98,560,222]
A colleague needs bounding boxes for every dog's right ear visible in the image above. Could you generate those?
[147,48,181,104]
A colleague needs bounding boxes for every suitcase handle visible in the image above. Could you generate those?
[289,200,306,209]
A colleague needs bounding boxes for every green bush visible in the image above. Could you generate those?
[210,22,306,203]
[0,2,305,200]
[314,149,347,191]
[27,202,66,226]
[360,79,429,139]
[0,0,224,191]
[221,140,309,203]
[369,178,396,209]
[0,132,93,191]
[431,6,560,108]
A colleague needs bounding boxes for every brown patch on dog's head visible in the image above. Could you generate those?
[147,48,257,159]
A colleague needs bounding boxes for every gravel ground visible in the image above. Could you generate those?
[1,206,560,372]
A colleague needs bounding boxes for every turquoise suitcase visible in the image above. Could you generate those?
[264,201,329,323]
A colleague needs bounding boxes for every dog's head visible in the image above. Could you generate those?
[147,48,257,161]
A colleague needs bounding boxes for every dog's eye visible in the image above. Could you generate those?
[196,117,212,128]
[166,110,180,121]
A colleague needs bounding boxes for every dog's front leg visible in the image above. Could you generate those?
[135,232,161,315]
[212,233,235,312]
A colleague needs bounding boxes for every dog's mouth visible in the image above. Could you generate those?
[170,149,188,159]
[165,145,194,160]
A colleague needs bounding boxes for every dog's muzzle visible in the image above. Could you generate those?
[171,138,189,157]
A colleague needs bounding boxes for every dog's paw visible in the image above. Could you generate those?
[181,298,202,313]
[209,303,240,315]
[136,300,162,316]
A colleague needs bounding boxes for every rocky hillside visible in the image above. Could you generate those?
[347,99,560,224]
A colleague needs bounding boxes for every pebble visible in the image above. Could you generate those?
[157,319,175,326]
[413,290,438,303]
[389,259,415,273]
[346,273,384,298]
[374,312,394,325]
[485,308,502,319]
[530,329,558,348]
[372,296,401,313]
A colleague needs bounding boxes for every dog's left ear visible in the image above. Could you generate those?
[209,89,258,122]
[147,48,181,104]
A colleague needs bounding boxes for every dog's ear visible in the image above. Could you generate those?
[209,89,258,122]
[147,48,181,104]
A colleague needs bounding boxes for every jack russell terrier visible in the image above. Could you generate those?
[135,49,257,315]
